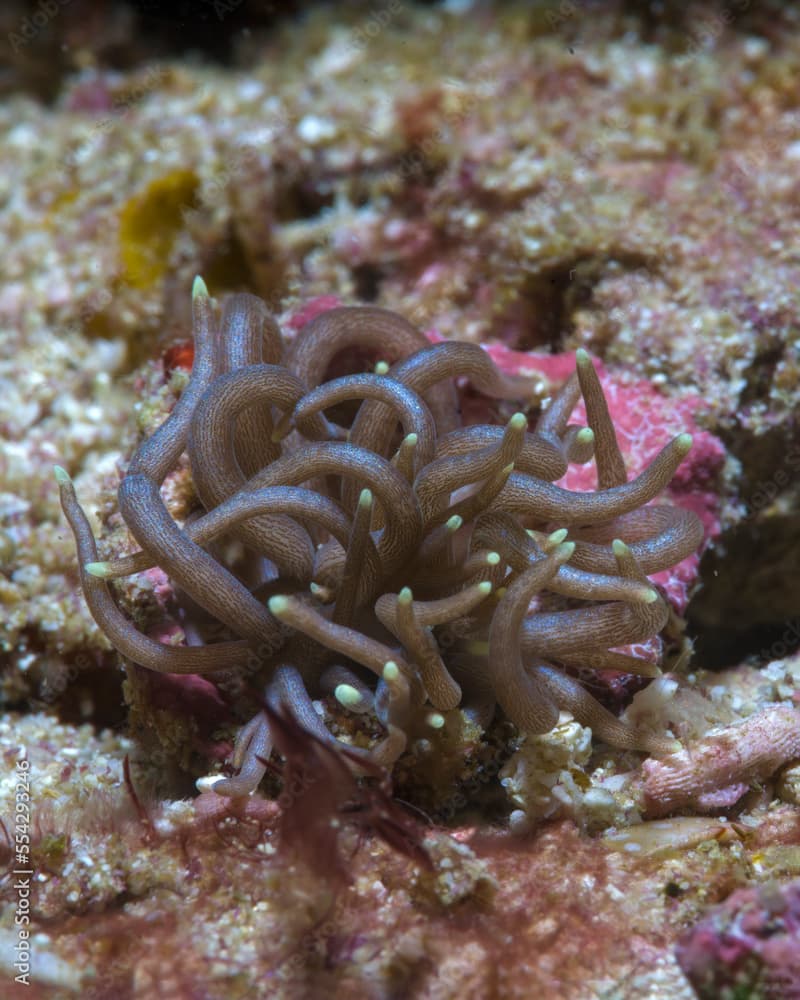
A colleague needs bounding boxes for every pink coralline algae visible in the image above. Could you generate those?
[485,344,725,615]
[284,294,343,332]
[642,706,800,818]
[677,880,800,1000]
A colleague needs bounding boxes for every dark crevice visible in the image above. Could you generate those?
[273,174,336,223]
[2,621,127,728]
[738,343,785,408]
[683,416,800,668]
[689,614,800,673]
[1,0,302,102]
[201,226,262,297]
[494,261,590,354]
[54,663,127,729]
[352,263,384,303]
[495,252,653,353]
[687,513,800,669]
[726,424,799,498]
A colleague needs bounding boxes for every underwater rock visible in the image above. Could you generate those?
[677,880,800,1000]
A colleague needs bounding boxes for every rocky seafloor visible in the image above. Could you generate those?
[1,1,800,997]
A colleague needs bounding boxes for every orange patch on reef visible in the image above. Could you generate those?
[163,340,194,376]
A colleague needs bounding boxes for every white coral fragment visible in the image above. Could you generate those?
[501,714,608,829]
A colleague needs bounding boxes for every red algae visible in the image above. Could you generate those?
[487,345,726,615]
